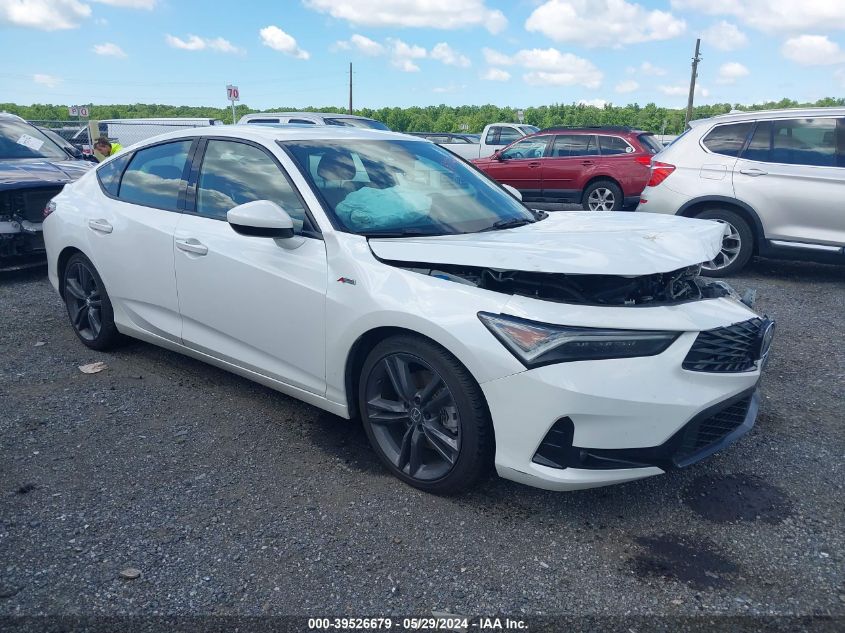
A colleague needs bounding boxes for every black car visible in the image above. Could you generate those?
[0,114,92,270]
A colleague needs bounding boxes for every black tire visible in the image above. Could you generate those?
[582,180,623,211]
[358,335,494,495]
[695,208,754,277]
[62,253,122,350]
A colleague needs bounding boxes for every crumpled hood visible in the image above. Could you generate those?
[369,212,724,275]
[0,159,91,191]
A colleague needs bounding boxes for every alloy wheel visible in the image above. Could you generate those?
[65,261,103,341]
[364,352,461,482]
[702,219,742,272]
[587,187,615,211]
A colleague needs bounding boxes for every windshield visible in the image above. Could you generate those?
[282,139,536,236]
[324,117,390,131]
[519,125,540,135]
[0,120,69,160]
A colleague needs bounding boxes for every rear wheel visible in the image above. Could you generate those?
[358,335,493,495]
[583,180,623,211]
[62,253,121,350]
[695,208,754,277]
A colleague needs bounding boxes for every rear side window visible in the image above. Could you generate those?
[552,134,599,157]
[598,135,632,155]
[637,133,663,154]
[702,122,752,157]
[288,118,317,125]
[96,153,131,197]
[246,118,281,124]
[772,118,837,167]
[118,140,192,210]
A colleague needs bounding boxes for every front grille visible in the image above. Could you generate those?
[674,394,753,464]
[0,187,63,224]
[683,318,763,372]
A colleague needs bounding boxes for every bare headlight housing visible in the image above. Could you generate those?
[478,312,680,368]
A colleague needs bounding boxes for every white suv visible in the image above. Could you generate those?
[637,108,845,275]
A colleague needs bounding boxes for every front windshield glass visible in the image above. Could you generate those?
[324,117,390,131]
[282,139,535,236]
[0,120,68,160]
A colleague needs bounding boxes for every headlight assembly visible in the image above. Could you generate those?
[478,312,680,368]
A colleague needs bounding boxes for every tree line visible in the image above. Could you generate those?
[3,97,843,135]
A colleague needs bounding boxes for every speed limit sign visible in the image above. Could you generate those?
[226,85,240,101]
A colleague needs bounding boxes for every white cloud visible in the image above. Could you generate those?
[525,0,685,47]
[90,0,155,8]
[671,0,845,33]
[259,25,309,59]
[387,38,427,72]
[430,42,470,67]
[92,42,127,57]
[481,68,510,81]
[482,47,513,66]
[615,79,639,93]
[304,0,507,33]
[717,61,750,84]
[659,83,710,98]
[33,73,62,88]
[334,33,385,56]
[166,34,243,54]
[0,0,91,30]
[626,61,667,76]
[579,99,608,108]
[700,21,748,51]
[781,34,845,65]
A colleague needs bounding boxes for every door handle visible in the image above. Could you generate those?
[739,168,767,177]
[88,219,113,234]
[528,161,541,168]
[175,238,208,256]
[581,160,595,166]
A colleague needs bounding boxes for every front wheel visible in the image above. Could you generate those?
[695,208,754,277]
[583,180,623,211]
[358,335,494,495]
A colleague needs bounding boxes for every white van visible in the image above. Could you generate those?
[238,112,389,130]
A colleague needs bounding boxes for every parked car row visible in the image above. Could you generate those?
[41,123,773,495]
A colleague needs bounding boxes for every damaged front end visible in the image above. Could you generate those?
[0,186,61,270]
[392,262,749,307]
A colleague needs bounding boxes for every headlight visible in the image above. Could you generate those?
[478,312,680,368]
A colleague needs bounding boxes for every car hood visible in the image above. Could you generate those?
[0,158,92,191]
[368,212,725,275]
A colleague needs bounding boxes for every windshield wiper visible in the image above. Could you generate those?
[478,218,534,232]
[364,229,445,238]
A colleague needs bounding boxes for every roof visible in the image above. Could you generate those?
[690,106,845,127]
[121,123,411,149]
[239,111,373,120]
[539,126,647,134]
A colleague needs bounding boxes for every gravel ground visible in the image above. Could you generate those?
[1,257,843,624]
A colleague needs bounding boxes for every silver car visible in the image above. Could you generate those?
[637,107,845,275]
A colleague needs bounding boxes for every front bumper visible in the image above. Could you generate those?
[481,331,762,491]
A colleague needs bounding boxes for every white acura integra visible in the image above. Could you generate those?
[43,125,774,494]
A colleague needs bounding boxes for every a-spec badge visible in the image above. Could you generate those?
[337,277,357,285]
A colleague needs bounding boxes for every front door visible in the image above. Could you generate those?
[173,138,328,395]
[482,135,551,200]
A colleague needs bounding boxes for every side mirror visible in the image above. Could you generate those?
[227,200,295,239]
[494,150,504,161]
[501,184,522,201]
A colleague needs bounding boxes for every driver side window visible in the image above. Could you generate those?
[195,140,310,233]
[500,136,551,160]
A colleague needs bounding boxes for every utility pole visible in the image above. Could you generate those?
[348,62,353,115]
[684,38,702,128]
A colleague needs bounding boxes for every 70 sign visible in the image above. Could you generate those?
[226,85,240,101]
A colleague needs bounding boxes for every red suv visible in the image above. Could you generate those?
[472,127,662,210]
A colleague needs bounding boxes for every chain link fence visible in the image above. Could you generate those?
[27,118,224,158]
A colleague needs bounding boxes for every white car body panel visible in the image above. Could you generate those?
[438,123,531,160]
[370,212,725,275]
[44,124,767,492]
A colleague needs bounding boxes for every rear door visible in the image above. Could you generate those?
[597,134,650,198]
[541,134,599,201]
[89,139,195,342]
[479,135,551,200]
[733,117,845,246]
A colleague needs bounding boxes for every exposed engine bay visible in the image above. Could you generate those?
[392,261,747,307]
